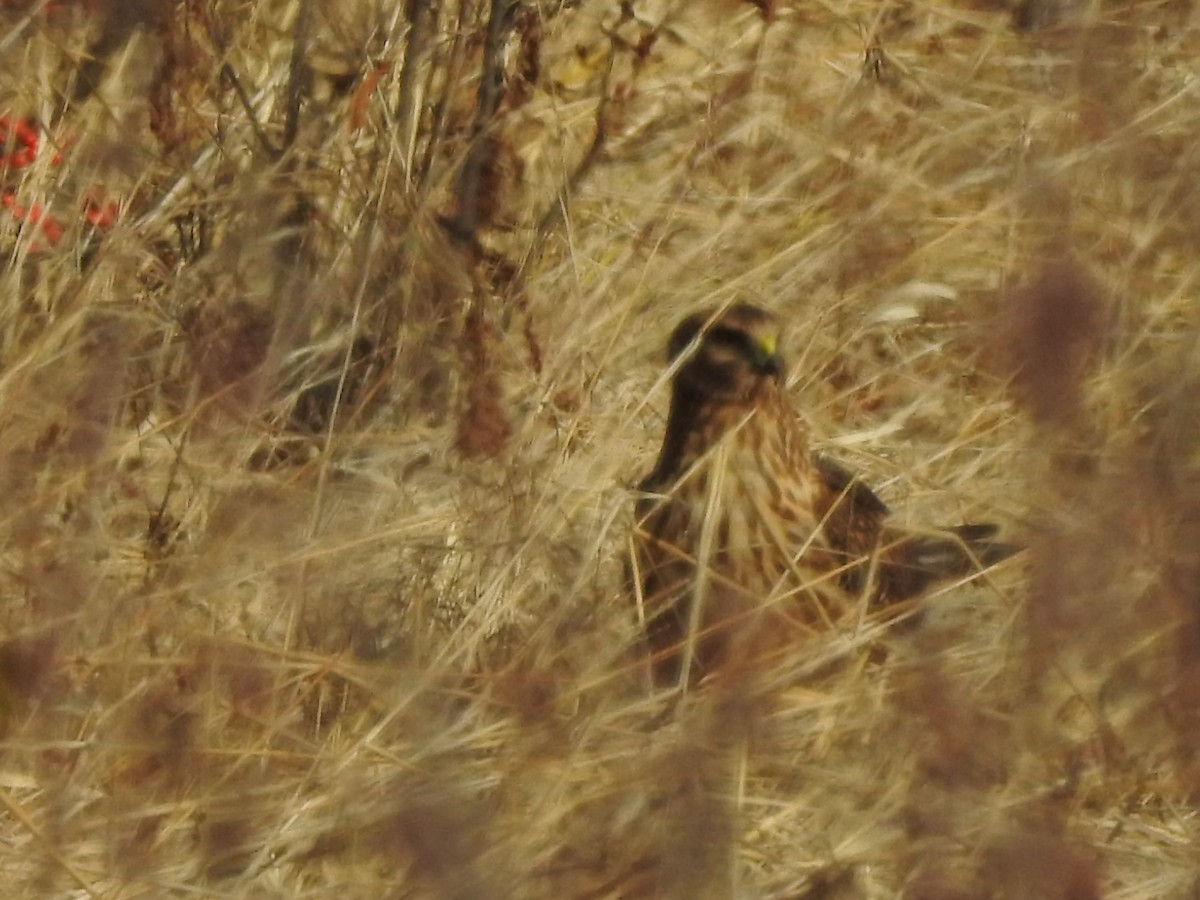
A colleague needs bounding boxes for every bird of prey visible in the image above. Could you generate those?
[630,304,1016,687]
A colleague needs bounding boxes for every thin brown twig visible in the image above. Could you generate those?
[452,0,520,238]
[394,0,437,186]
[283,0,315,151]
[220,63,280,159]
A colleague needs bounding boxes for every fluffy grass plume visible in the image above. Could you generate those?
[0,1,1197,896]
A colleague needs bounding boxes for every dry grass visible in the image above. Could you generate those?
[1,0,1199,896]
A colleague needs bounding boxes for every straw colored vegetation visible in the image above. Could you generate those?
[0,0,1198,896]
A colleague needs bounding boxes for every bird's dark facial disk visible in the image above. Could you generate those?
[668,304,784,398]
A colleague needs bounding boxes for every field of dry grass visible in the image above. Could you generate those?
[2,0,1200,896]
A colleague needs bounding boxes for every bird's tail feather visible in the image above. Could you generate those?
[913,523,1021,571]
[881,523,1020,599]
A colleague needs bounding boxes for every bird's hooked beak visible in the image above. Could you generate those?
[750,334,783,378]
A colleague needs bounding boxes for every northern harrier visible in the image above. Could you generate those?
[630,304,1016,686]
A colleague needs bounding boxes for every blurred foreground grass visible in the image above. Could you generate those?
[1,1,1199,896]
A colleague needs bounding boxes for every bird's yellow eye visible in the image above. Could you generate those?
[759,335,777,358]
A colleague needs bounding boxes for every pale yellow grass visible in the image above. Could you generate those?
[0,1,1197,897]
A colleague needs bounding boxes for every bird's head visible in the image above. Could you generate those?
[666,304,785,401]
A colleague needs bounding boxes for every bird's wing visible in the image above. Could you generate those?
[807,453,891,596]
[812,453,890,517]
